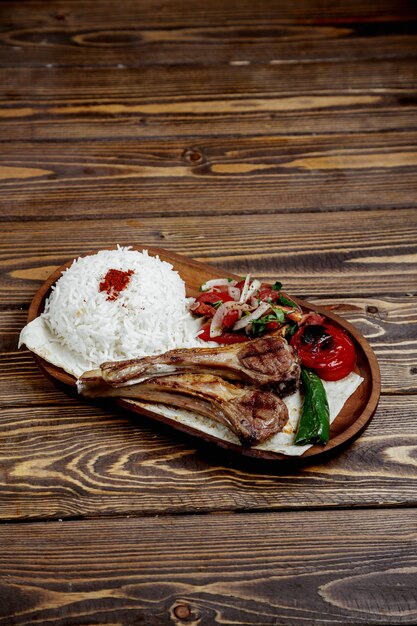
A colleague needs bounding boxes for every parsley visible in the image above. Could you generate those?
[270,280,298,309]
[277,293,298,308]
[250,308,286,336]
[272,307,286,322]
[251,317,269,337]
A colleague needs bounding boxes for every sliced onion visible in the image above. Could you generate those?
[245,278,261,302]
[210,301,249,338]
[239,275,262,304]
[238,274,251,303]
[200,278,237,292]
[232,301,271,331]
[228,286,241,301]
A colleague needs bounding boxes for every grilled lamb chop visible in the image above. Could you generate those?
[97,335,300,397]
[78,372,289,447]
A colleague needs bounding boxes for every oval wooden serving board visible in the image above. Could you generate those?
[27,247,381,462]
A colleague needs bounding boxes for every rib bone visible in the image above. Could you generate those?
[78,372,289,447]
[98,335,300,397]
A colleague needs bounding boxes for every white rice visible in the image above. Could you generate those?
[39,247,202,371]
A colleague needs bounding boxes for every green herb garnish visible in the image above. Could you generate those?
[277,293,298,309]
[250,308,286,336]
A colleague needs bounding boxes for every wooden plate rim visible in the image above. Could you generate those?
[27,247,381,462]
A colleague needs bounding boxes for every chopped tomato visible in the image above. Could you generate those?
[197,322,212,341]
[222,309,240,329]
[265,321,280,331]
[257,287,279,303]
[192,303,215,317]
[290,323,356,381]
[212,332,249,344]
[209,291,234,304]
[192,291,234,317]
[197,321,248,344]
[213,284,233,294]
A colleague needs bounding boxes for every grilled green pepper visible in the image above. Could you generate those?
[294,368,330,446]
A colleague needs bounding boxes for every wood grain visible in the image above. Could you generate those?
[2,98,415,140]
[0,61,416,142]
[0,395,415,520]
[1,9,416,68]
[0,212,416,304]
[1,0,416,621]
[1,135,417,218]
[0,508,416,625]
[3,0,417,30]
[5,60,413,101]
[2,32,417,69]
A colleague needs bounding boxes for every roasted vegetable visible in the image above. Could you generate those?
[295,368,330,446]
[290,323,356,381]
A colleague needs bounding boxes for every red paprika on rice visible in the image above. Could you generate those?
[99,268,134,301]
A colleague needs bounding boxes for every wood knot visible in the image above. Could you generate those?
[53,12,69,21]
[182,148,204,164]
[170,600,201,623]
[366,305,379,314]
[173,604,191,619]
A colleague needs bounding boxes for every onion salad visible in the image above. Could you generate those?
[190,275,303,345]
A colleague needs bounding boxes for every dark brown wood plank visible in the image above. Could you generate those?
[2,0,416,30]
[0,212,415,305]
[1,134,417,218]
[1,13,416,67]
[2,99,415,140]
[0,508,416,625]
[6,61,414,101]
[1,62,414,106]
[2,33,417,69]
[2,296,416,406]
[0,394,415,520]
[0,61,416,140]
[0,350,72,407]
[2,0,416,28]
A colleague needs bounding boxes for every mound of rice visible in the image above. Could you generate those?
[21,247,202,376]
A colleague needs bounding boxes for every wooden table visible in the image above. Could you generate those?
[1,1,417,624]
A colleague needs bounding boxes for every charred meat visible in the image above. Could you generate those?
[98,335,300,397]
[78,372,289,447]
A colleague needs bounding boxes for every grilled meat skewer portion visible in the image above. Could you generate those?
[98,335,300,397]
[78,372,289,447]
